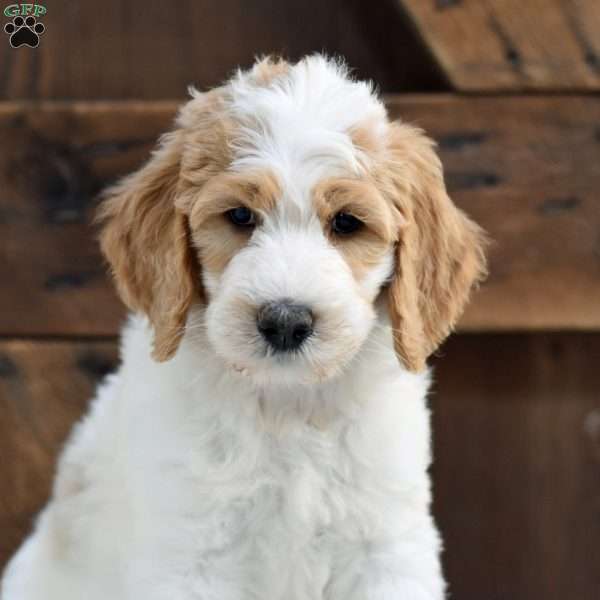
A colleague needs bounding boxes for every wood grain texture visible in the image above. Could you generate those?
[0,102,174,335]
[0,0,445,100]
[1,97,599,335]
[399,0,600,91]
[431,333,600,600]
[0,340,118,567]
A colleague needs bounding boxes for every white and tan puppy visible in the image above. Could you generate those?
[1,56,486,600]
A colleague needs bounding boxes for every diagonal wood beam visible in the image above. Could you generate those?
[397,0,600,91]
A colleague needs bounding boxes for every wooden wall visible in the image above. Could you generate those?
[0,0,445,98]
[1,2,599,599]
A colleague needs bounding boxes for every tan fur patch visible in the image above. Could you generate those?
[372,122,488,372]
[248,56,291,86]
[313,177,404,280]
[176,88,236,199]
[186,170,281,274]
[349,121,386,155]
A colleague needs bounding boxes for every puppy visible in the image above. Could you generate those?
[1,55,486,600]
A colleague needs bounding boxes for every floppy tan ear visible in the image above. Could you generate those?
[97,129,198,362]
[385,123,487,372]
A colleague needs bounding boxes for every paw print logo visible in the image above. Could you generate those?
[4,15,45,48]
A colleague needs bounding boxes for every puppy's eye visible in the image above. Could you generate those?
[331,212,363,235]
[227,206,256,228]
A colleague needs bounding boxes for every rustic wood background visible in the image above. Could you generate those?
[1,2,599,599]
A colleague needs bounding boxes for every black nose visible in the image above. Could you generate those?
[257,301,314,353]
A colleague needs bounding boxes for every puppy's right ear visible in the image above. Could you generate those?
[97,128,198,362]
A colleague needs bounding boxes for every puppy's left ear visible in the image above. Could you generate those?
[98,129,198,362]
[385,123,488,372]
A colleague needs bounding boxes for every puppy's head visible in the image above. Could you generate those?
[99,56,486,385]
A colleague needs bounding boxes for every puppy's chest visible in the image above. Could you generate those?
[147,424,372,558]
[130,413,401,597]
[206,432,356,537]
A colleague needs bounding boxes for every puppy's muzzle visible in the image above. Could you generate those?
[257,301,313,353]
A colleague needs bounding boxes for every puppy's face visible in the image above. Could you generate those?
[188,168,400,385]
[99,57,486,386]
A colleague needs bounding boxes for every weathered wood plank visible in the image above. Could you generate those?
[399,0,600,91]
[387,95,600,331]
[1,97,599,335]
[0,102,174,335]
[1,334,599,600]
[0,340,118,567]
[431,333,600,600]
[0,0,443,100]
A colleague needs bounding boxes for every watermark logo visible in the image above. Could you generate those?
[4,4,46,47]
